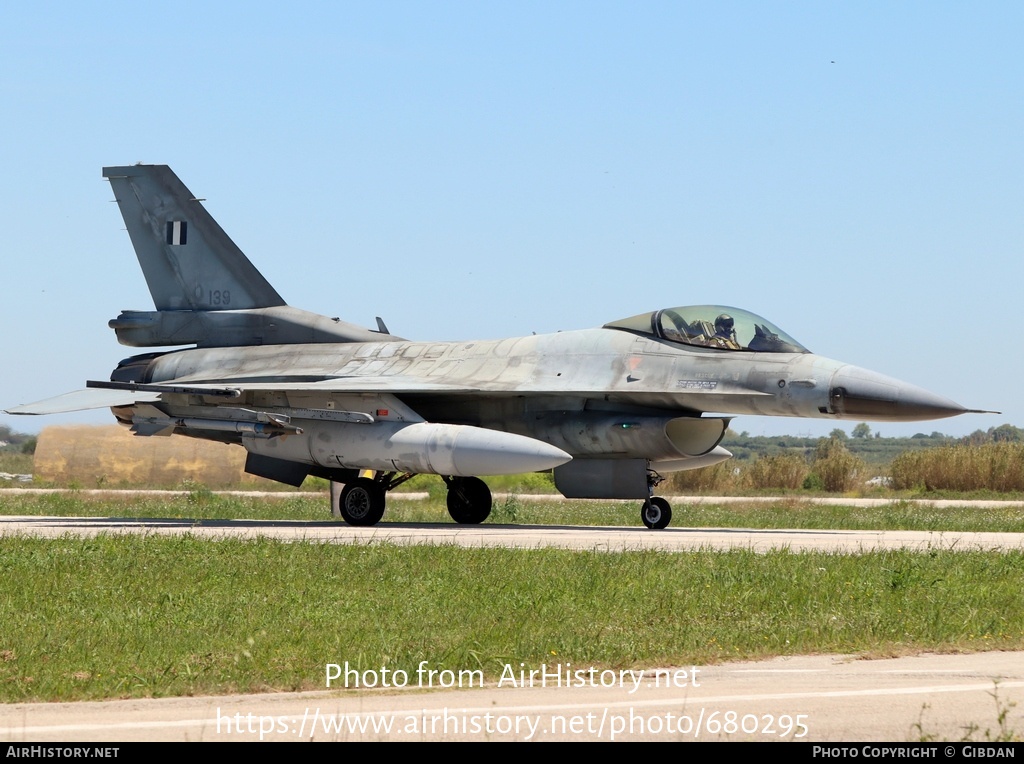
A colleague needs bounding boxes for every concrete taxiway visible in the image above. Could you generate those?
[2,514,1024,554]
[1,652,1021,742]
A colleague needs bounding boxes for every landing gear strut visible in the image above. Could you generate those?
[443,476,492,524]
[640,466,672,529]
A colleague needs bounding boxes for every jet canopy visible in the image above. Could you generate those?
[604,305,809,354]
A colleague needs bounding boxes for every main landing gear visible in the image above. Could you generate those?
[332,472,493,527]
[336,477,387,526]
[442,476,492,524]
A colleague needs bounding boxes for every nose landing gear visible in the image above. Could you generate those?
[641,466,672,529]
[640,496,672,530]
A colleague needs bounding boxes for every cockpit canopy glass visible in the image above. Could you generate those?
[604,305,809,353]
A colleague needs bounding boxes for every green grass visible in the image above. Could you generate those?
[0,452,32,476]
[2,491,1022,704]
[1,535,1022,702]
[0,490,335,522]
[665,499,1024,533]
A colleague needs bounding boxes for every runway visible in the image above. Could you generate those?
[2,514,1024,554]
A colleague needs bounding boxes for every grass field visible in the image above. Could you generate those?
[1,490,1024,703]
[1,534,1022,703]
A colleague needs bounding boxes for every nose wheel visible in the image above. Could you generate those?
[641,496,672,530]
[641,465,671,529]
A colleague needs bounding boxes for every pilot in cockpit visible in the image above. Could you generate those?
[709,313,742,350]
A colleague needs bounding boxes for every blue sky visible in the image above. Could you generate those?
[2,2,1020,439]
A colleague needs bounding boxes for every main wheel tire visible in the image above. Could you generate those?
[446,476,492,524]
[338,478,386,526]
[641,496,672,530]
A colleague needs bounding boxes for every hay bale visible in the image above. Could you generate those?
[34,425,273,488]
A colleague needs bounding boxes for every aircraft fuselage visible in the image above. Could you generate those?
[115,325,966,462]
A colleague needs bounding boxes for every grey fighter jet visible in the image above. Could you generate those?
[6,165,989,529]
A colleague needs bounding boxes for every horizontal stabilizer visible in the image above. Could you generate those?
[5,388,161,415]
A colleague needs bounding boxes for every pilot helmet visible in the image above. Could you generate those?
[715,313,735,335]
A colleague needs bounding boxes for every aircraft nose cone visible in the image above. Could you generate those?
[829,365,967,422]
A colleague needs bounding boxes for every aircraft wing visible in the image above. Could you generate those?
[7,372,771,416]
[5,388,162,415]
[172,378,484,394]
[4,377,482,416]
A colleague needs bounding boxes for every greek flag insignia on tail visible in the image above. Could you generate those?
[166,220,187,246]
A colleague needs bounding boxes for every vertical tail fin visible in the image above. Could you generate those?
[104,164,397,348]
[103,165,286,311]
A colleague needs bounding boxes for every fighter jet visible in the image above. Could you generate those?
[6,165,988,529]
